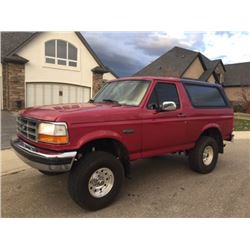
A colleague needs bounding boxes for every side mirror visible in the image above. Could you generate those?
[161,101,177,111]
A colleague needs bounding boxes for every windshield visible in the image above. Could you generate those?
[93,80,150,106]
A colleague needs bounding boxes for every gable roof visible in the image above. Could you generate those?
[1,31,118,77]
[1,32,37,63]
[224,62,250,87]
[1,32,35,58]
[134,46,205,77]
[200,54,226,73]
[199,68,219,82]
[134,46,227,83]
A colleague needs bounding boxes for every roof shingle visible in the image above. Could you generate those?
[1,32,35,60]
[134,47,200,77]
[224,62,250,86]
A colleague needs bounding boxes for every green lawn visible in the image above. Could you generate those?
[234,119,250,131]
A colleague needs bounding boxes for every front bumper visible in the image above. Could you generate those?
[11,137,77,172]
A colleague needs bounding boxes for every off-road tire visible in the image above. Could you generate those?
[68,151,124,210]
[189,136,219,174]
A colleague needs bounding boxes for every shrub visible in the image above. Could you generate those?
[233,104,246,113]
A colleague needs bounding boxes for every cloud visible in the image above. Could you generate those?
[83,32,147,76]
[202,31,250,63]
[127,32,206,58]
[83,31,208,76]
[132,33,183,57]
[82,31,250,77]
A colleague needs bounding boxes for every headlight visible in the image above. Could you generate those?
[38,122,69,144]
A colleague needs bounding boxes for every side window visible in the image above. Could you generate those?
[147,82,180,109]
[147,89,158,109]
[185,84,227,107]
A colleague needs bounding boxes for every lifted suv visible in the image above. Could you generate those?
[11,77,234,210]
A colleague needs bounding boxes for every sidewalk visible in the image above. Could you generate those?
[1,131,249,176]
[235,112,250,120]
[1,148,29,176]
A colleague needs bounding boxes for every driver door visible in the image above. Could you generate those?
[141,81,188,157]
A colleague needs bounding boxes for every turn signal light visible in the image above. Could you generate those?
[38,134,69,144]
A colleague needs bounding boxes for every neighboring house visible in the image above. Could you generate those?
[223,62,250,106]
[1,32,117,110]
[134,46,226,84]
[134,46,250,107]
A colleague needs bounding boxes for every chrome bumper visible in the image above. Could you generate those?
[11,137,77,172]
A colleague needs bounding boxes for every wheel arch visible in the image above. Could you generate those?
[76,136,131,178]
[199,125,224,153]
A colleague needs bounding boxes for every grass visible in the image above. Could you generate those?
[234,118,250,131]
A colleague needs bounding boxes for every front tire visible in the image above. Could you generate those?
[68,151,124,210]
[189,136,219,174]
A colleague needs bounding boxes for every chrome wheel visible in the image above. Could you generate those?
[88,168,114,198]
[202,146,214,166]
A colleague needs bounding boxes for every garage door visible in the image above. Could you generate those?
[26,83,91,107]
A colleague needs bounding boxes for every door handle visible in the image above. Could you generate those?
[177,113,187,117]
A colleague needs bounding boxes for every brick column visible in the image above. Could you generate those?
[2,63,25,110]
[91,66,109,97]
[92,72,105,96]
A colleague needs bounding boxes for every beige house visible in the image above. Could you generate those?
[134,46,250,108]
[1,32,117,110]
[134,46,226,84]
[223,62,250,107]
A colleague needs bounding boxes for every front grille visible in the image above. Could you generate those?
[17,116,38,142]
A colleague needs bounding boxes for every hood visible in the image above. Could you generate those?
[19,103,139,123]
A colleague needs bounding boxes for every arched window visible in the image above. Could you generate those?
[45,40,78,67]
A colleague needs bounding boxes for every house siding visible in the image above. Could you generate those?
[182,57,204,79]
[224,86,250,103]
[208,74,216,83]
[103,72,117,81]
[214,63,225,83]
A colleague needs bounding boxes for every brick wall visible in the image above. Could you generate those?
[224,86,250,103]
[2,63,25,110]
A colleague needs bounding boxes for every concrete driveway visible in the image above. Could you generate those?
[1,111,17,149]
[1,132,250,218]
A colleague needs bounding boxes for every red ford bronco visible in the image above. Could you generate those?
[11,77,234,210]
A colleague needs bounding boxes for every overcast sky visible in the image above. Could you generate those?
[82,31,250,77]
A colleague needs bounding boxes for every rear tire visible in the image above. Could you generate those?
[189,136,219,174]
[68,151,124,210]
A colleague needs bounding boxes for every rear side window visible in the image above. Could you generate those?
[185,84,227,108]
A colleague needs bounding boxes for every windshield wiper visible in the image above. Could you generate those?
[102,99,121,105]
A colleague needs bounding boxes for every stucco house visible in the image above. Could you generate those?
[0,32,117,110]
